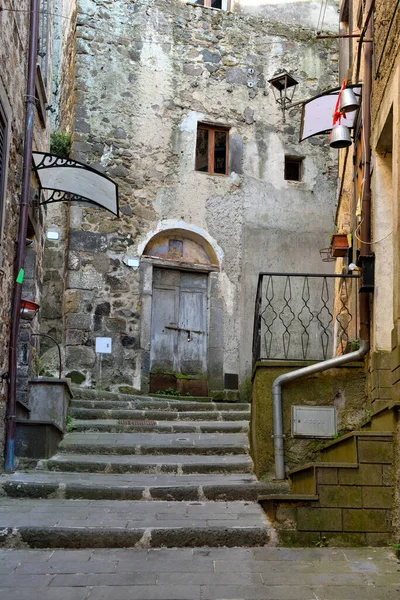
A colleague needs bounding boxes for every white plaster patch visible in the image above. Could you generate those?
[220,272,235,315]
[100,144,113,167]
[179,111,204,133]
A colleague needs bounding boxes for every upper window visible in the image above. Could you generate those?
[284,156,303,181]
[195,123,229,176]
[188,0,231,10]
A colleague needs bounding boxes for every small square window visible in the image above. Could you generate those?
[188,0,231,10]
[284,156,303,181]
[195,123,229,176]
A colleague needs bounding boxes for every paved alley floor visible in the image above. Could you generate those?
[0,546,399,600]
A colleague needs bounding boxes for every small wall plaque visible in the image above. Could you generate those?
[292,406,337,438]
[95,337,112,354]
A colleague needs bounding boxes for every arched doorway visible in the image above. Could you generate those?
[140,229,220,396]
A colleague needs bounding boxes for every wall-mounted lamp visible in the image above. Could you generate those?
[268,70,298,123]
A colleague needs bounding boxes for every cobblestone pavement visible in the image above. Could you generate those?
[0,546,399,600]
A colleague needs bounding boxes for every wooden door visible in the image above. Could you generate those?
[150,268,208,394]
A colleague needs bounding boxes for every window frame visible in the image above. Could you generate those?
[195,123,230,177]
[188,0,232,11]
[284,155,304,182]
[38,0,50,86]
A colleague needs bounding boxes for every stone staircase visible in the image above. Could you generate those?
[0,388,281,549]
[259,401,399,546]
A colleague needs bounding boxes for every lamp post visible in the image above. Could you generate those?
[268,71,298,123]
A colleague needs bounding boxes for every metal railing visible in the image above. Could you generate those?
[252,273,359,364]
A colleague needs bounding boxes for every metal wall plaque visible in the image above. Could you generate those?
[292,406,337,438]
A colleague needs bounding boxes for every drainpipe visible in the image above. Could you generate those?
[272,340,369,480]
[359,0,373,341]
[5,0,40,473]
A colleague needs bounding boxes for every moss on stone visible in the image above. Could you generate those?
[66,370,86,385]
[251,363,367,478]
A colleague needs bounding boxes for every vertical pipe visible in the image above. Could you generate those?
[359,0,373,341]
[5,0,40,473]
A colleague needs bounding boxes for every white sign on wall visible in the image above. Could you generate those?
[95,337,112,354]
[292,406,337,438]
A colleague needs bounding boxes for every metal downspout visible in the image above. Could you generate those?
[5,0,40,473]
[359,0,373,341]
[272,340,369,480]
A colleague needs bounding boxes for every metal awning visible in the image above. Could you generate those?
[32,152,119,216]
[300,85,362,142]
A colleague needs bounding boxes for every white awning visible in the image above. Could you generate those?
[300,85,362,142]
[32,152,119,217]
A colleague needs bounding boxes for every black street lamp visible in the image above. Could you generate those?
[268,71,298,123]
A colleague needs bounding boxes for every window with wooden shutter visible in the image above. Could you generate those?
[195,123,230,176]
[0,105,7,239]
[38,0,50,85]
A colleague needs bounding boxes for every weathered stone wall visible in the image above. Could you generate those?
[0,0,53,458]
[371,1,400,533]
[47,0,339,393]
[39,0,78,368]
[333,0,400,528]
[250,361,367,477]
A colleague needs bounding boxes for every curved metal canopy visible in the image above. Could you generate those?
[300,84,362,142]
[32,152,119,217]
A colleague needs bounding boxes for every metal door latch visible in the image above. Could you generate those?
[165,325,205,342]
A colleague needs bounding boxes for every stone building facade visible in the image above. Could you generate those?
[0,1,54,456]
[39,0,340,399]
[334,0,400,538]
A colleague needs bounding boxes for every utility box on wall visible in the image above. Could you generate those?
[292,405,337,438]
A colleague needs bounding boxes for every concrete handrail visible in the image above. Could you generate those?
[272,340,369,480]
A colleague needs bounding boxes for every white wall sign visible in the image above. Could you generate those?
[124,257,140,269]
[46,230,60,240]
[292,406,337,438]
[96,337,112,354]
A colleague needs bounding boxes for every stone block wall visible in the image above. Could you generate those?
[369,350,392,410]
[44,0,340,393]
[268,434,395,546]
[40,0,77,371]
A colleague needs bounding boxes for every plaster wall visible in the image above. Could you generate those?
[49,0,339,394]
[235,0,339,32]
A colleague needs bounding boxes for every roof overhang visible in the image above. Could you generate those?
[300,84,362,142]
[32,152,119,217]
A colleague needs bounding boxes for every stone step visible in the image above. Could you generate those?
[0,498,270,548]
[70,399,250,412]
[70,408,250,422]
[71,388,215,403]
[1,472,283,502]
[59,432,249,456]
[40,453,254,475]
[71,419,249,434]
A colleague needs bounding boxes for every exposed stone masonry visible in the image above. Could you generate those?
[41,0,340,395]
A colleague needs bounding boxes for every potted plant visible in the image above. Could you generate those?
[331,232,350,258]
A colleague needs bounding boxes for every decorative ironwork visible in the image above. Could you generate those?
[33,154,88,171]
[252,272,359,365]
[31,152,120,217]
[40,189,90,205]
